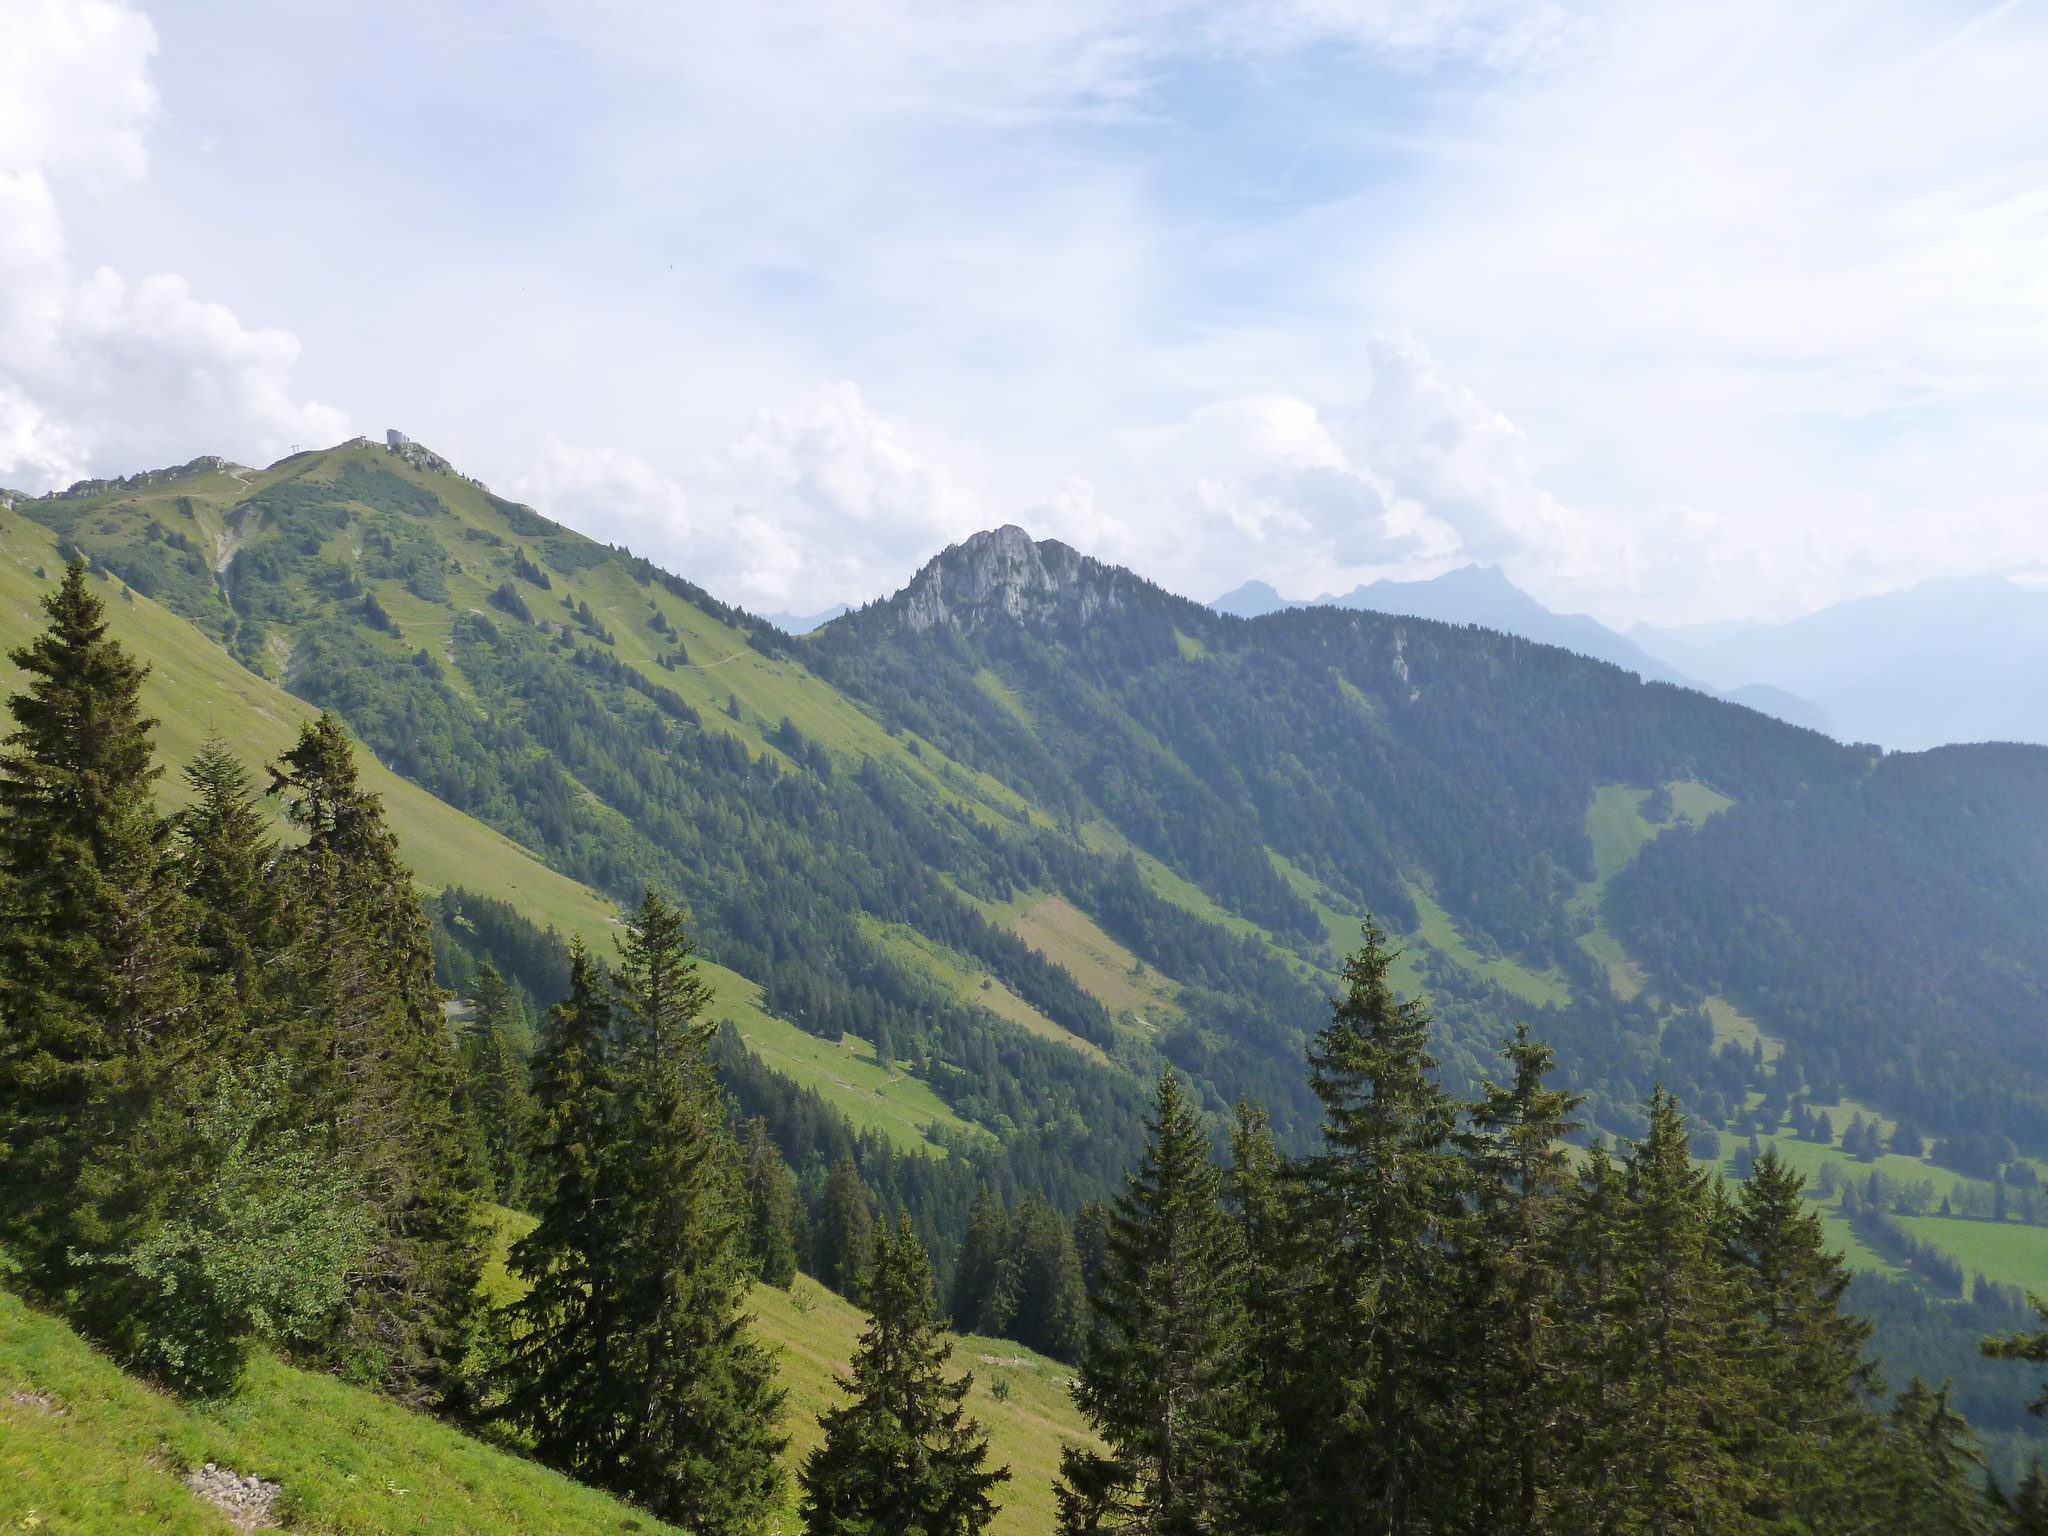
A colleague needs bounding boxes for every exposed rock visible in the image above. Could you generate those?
[185,1463,281,1531]
[898,525,1134,635]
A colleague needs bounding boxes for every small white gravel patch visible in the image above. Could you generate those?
[185,1463,281,1531]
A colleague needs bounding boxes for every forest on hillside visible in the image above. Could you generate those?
[10,559,2048,1535]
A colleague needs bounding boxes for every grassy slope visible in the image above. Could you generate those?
[0,1286,677,1536]
[0,510,621,956]
[0,508,976,1150]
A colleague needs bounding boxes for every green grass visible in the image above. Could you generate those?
[701,958,979,1149]
[1404,884,1570,1009]
[862,917,1110,1066]
[968,888,1181,1029]
[1571,780,1734,1002]
[0,1285,678,1536]
[1897,1218,2048,1296]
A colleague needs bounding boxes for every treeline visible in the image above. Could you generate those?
[0,564,483,1404]
[1056,924,2048,1535]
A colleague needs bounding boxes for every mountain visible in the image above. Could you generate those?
[1212,564,1834,733]
[19,448,2048,1176]
[1630,575,2048,750]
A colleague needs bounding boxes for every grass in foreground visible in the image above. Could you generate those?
[0,1284,675,1536]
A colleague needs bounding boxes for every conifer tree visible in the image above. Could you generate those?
[459,962,533,1206]
[500,940,617,1466]
[1881,1378,1994,1536]
[0,560,192,1284]
[818,1156,879,1302]
[737,1117,800,1288]
[1010,1193,1086,1362]
[1456,1024,1583,1534]
[1057,1071,1247,1535]
[505,892,787,1529]
[174,740,288,1048]
[1222,1098,1290,1534]
[2010,1460,2048,1536]
[1551,1139,1634,1536]
[1599,1090,1754,1535]
[1072,1199,1111,1299]
[1725,1147,1879,1528]
[1285,921,1464,1535]
[951,1187,1019,1336]
[800,1215,1009,1536]
[268,712,484,1403]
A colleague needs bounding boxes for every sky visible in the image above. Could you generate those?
[4,0,2047,627]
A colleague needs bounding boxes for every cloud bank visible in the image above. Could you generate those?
[0,0,343,490]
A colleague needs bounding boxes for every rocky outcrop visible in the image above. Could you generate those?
[899,526,1135,635]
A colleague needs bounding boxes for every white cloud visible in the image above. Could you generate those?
[515,382,992,613]
[0,0,344,489]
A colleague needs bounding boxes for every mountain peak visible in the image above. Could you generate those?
[899,525,1144,634]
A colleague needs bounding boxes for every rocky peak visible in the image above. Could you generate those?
[900,526,1135,634]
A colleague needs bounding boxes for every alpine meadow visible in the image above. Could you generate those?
[10,435,2048,1534]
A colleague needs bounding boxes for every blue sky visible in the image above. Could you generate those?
[5,0,2048,625]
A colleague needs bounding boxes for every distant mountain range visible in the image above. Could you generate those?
[1629,577,2048,752]
[1210,567,1832,734]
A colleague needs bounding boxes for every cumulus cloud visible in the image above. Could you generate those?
[0,0,344,489]
[516,382,992,613]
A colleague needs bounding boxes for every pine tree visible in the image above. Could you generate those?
[2010,1460,2048,1536]
[174,739,288,1047]
[1551,1139,1634,1536]
[1599,1090,1753,1535]
[460,962,533,1206]
[0,560,193,1284]
[951,1187,1019,1336]
[1010,1193,1086,1361]
[1881,1378,1995,1536]
[1072,1200,1111,1299]
[737,1117,800,1288]
[1456,1024,1583,1534]
[818,1156,879,1302]
[268,712,484,1403]
[1057,1070,1247,1535]
[500,939,617,1467]
[585,897,790,1531]
[1725,1147,1880,1528]
[1222,1098,1290,1534]
[1284,921,1464,1536]
[800,1215,1009,1536]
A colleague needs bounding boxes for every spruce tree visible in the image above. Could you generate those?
[2010,1460,2048,1536]
[0,560,192,1284]
[1725,1147,1880,1528]
[1222,1098,1291,1535]
[1881,1377,1995,1536]
[459,962,533,1206]
[1285,921,1464,1536]
[1599,1090,1753,1535]
[268,713,484,1403]
[737,1117,800,1288]
[1010,1193,1086,1361]
[951,1186,1019,1336]
[500,939,617,1466]
[800,1215,1009,1536]
[818,1156,879,1302]
[1057,1070,1247,1535]
[506,892,787,1530]
[1456,1024,1583,1534]
[174,739,287,1033]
